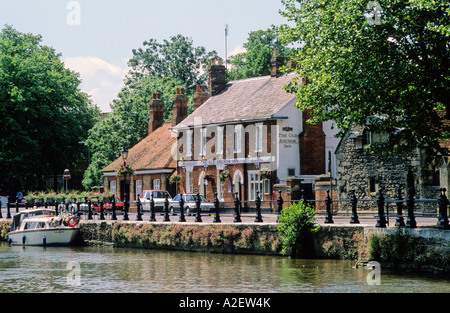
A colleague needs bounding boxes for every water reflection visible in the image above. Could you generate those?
[0,242,449,293]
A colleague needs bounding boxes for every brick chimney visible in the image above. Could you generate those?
[172,88,188,126]
[209,57,226,96]
[270,48,284,78]
[193,85,209,111]
[149,93,164,135]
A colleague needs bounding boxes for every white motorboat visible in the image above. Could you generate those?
[8,208,80,246]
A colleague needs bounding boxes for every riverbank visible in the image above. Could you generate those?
[1,219,449,274]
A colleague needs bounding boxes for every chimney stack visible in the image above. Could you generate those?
[172,88,188,126]
[149,93,164,135]
[209,57,226,96]
[193,85,209,111]
[270,48,284,78]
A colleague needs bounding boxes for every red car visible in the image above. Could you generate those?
[93,198,124,212]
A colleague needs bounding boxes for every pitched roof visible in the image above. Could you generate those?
[174,73,297,128]
[101,122,177,172]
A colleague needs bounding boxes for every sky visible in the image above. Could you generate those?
[0,0,288,112]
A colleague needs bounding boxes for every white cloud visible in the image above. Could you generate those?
[64,56,128,112]
[229,45,246,57]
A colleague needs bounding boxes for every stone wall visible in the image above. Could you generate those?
[335,126,440,211]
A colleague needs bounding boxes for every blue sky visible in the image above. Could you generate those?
[0,0,287,112]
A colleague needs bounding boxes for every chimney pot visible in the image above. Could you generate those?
[176,88,180,95]
[181,88,185,95]
[196,85,201,92]
[201,85,206,92]
[152,93,157,99]
[211,58,216,66]
[157,92,161,99]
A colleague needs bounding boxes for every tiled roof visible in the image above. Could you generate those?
[101,122,177,172]
[174,73,297,128]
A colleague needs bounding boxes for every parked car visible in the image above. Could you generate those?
[93,198,124,212]
[169,194,214,215]
[140,190,172,212]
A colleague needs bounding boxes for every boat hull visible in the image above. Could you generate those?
[8,228,79,246]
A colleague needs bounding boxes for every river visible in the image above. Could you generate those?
[0,242,449,293]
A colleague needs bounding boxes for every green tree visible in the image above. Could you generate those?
[227,27,293,81]
[127,34,218,92]
[279,0,450,156]
[83,35,217,189]
[82,77,182,189]
[277,201,320,258]
[0,25,98,197]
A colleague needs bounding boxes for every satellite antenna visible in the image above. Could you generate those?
[225,24,229,70]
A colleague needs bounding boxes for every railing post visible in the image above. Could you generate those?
[99,199,105,220]
[179,194,186,222]
[123,195,129,221]
[254,191,263,222]
[149,195,156,222]
[376,188,386,228]
[76,200,81,220]
[111,197,117,220]
[0,199,2,219]
[213,192,221,223]
[195,193,202,222]
[233,192,242,223]
[163,194,170,222]
[276,191,283,222]
[438,188,450,229]
[87,198,92,220]
[324,190,334,223]
[350,190,359,224]
[406,187,417,228]
[136,195,142,221]
[395,187,405,227]
[15,199,19,213]
[6,197,11,219]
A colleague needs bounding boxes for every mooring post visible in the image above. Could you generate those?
[276,191,283,222]
[99,200,105,220]
[213,192,221,223]
[111,197,117,220]
[324,190,334,224]
[179,194,186,222]
[254,191,263,223]
[395,187,405,227]
[406,187,417,228]
[438,188,450,229]
[350,190,359,224]
[233,192,242,223]
[163,194,170,222]
[149,195,156,222]
[195,193,202,222]
[376,188,386,228]
[136,195,142,221]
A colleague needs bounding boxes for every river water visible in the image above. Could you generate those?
[0,242,449,293]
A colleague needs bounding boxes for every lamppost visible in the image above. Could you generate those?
[121,146,129,221]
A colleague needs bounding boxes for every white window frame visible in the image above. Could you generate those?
[153,178,161,190]
[186,129,193,157]
[109,180,116,196]
[135,179,142,200]
[216,126,224,155]
[200,128,207,156]
[248,170,263,201]
[234,124,242,153]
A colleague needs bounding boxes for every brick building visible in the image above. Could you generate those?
[171,53,339,204]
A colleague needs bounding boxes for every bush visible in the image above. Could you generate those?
[277,200,320,258]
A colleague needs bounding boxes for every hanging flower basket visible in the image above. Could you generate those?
[259,169,271,179]
[219,170,231,183]
[116,164,134,176]
[169,174,182,185]
[204,172,214,182]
